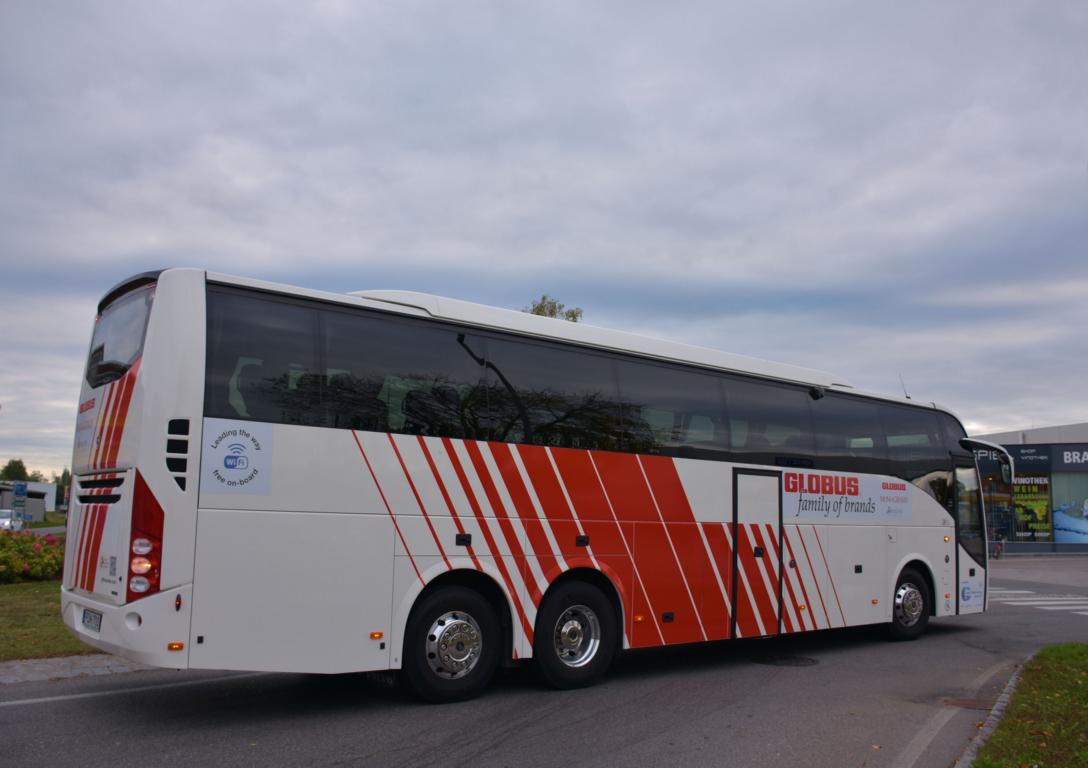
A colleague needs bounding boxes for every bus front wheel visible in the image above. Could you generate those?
[888,568,930,641]
[533,581,617,689]
[402,586,499,703]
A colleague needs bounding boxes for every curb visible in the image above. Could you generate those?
[951,653,1034,768]
[0,654,151,685]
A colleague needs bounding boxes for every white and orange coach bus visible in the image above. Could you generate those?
[62,269,1012,701]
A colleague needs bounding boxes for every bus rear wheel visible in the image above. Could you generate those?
[402,586,499,703]
[533,581,617,689]
[888,567,930,641]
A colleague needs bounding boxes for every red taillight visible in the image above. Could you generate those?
[127,471,164,603]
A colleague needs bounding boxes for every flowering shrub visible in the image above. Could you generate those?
[0,530,64,583]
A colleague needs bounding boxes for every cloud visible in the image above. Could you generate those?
[0,294,90,474]
[1,1,1086,471]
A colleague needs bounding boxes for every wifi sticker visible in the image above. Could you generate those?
[223,443,250,470]
[202,418,273,495]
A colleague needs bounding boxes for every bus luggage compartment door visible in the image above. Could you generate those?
[733,470,782,638]
[188,509,395,673]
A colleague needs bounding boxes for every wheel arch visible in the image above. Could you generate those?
[537,567,625,655]
[405,568,516,666]
[894,557,937,617]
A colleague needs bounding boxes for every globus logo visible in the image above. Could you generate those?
[784,472,860,497]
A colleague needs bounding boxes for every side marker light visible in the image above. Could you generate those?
[871,598,879,605]
[633,614,645,624]
[167,642,185,651]
[370,631,384,640]
[944,535,951,543]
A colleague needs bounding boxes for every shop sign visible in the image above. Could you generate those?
[1011,445,1051,472]
[1052,444,1088,472]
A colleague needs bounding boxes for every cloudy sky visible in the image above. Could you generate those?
[1,1,1086,476]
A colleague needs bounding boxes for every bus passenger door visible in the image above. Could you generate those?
[955,463,987,614]
[733,469,781,638]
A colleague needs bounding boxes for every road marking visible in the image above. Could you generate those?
[0,672,264,709]
[990,591,1088,617]
[889,659,1010,768]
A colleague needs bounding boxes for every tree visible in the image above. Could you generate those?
[523,294,583,323]
[0,458,29,481]
[52,468,71,507]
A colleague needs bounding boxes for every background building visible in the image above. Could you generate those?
[973,422,1088,553]
[0,481,53,523]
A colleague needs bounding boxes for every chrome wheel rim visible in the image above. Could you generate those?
[425,611,483,679]
[553,604,601,668]
[894,583,924,626]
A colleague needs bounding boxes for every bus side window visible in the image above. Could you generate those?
[205,289,322,426]
[811,394,887,475]
[724,376,814,467]
[322,308,487,439]
[401,382,469,438]
[324,371,388,432]
[227,356,263,418]
[936,411,969,453]
[615,359,729,459]
[878,404,950,503]
[484,337,622,450]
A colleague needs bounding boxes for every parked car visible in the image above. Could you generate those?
[0,509,15,531]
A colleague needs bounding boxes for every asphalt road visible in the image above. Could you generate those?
[2,557,1085,768]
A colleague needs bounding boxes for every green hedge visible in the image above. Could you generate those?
[0,530,64,583]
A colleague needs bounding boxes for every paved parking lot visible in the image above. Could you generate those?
[2,557,1084,768]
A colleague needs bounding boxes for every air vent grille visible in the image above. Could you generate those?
[75,475,124,506]
[166,419,190,491]
[77,493,121,505]
[79,478,123,490]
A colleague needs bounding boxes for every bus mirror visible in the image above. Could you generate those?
[1000,461,1012,485]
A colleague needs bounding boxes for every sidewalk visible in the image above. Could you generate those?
[0,654,149,685]
[989,554,1088,590]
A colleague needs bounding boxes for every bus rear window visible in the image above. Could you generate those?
[86,285,154,388]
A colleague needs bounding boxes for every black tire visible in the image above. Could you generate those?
[402,586,499,703]
[534,581,617,689]
[888,567,930,641]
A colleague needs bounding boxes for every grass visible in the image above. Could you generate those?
[0,580,103,662]
[28,510,68,529]
[974,643,1088,768]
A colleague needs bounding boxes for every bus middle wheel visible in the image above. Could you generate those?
[534,581,617,689]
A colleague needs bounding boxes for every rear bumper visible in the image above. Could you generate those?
[61,584,193,669]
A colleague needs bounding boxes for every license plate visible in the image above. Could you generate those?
[82,608,102,633]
